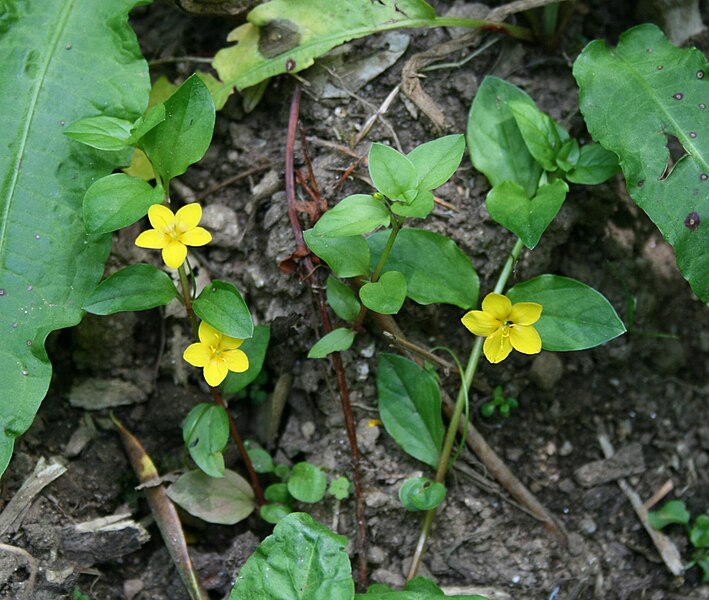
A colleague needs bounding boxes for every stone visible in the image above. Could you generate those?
[529,352,564,390]
[200,204,241,248]
[68,378,147,409]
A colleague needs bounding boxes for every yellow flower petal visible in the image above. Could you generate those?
[135,229,167,249]
[162,240,187,268]
[180,227,212,247]
[220,335,244,351]
[483,330,513,363]
[175,203,202,231]
[509,324,542,355]
[198,321,222,347]
[183,342,213,367]
[223,349,249,373]
[509,302,542,326]
[204,358,228,387]
[148,204,175,231]
[481,293,512,321]
[461,310,500,337]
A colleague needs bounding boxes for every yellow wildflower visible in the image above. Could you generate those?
[183,321,249,387]
[462,293,542,364]
[135,204,211,269]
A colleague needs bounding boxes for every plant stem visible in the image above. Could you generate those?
[176,264,264,505]
[406,237,525,580]
[354,216,401,330]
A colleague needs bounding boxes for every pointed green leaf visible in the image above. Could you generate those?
[326,276,360,322]
[64,115,134,151]
[128,103,166,144]
[83,174,163,234]
[369,143,418,201]
[311,194,390,237]
[182,403,230,478]
[486,179,569,249]
[467,76,542,198]
[359,271,407,314]
[508,99,561,171]
[303,229,370,277]
[367,229,479,308]
[82,264,178,315]
[141,74,215,183]
[507,275,626,351]
[556,138,580,173]
[390,190,434,219]
[377,354,444,468]
[230,512,354,599]
[691,515,709,548]
[574,23,709,302]
[0,0,149,476]
[193,279,254,339]
[307,328,356,359]
[167,469,255,525]
[408,134,465,191]
[565,143,619,184]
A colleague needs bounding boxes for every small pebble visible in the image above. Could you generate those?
[559,440,574,456]
[529,352,563,390]
[579,515,597,535]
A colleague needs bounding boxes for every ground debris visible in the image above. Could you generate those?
[574,442,646,487]
[60,513,150,564]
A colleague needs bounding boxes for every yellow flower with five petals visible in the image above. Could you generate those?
[183,321,249,387]
[462,293,542,364]
[135,204,211,269]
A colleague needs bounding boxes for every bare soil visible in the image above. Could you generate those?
[1,2,708,599]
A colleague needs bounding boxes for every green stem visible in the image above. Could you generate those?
[177,264,199,340]
[354,216,401,330]
[406,237,525,580]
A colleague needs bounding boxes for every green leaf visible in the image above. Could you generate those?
[565,143,619,184]
[328,476,351,500]
[556,138,580,173]
[128,103,166,144]
[508,99,560,171]
[326,276,360,322]
[486,179,569,249]
[287,462,328,503]
[64,115,134,151]
[367,229,479,308]
[246,445,275,474]
[311,194,390,237]
[507,275,626,351]
[467,76,542,198]
[182,403,230,478]
[357,576,487,600]
[690,515,709,548]
[369,143,418,201]
[573,23,709,302]
[265,483,291,504]
[214,0,436,91]
[307,328,357,359]
[260,503,292,524]
[141,74,215,183]
[193,280,254,340]
[83,173,163,234]
[82,264,178,315]
[648,500,691,530]
[398,477,446,511]
[222,325,270,395]
[408,134,465,191]
[390,190,434,219]
[231,512,353,599]
[303,230,371,277]
[0,0,149,476]
[167,469,255,525]
[359,271,407,314]
[377,354,444,468]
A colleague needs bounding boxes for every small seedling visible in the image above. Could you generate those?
[481,386,519,418]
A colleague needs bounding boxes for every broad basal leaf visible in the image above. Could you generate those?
[230,512,354,600]
[574,24,709,302]
[214,0,436,91]
[0,0,149,476]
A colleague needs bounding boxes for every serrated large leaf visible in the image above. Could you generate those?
[574,24,709,302]
[0,0,149,475]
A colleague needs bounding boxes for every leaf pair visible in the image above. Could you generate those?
[468,76,618,249]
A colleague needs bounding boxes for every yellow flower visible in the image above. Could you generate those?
[183,321,249,387]
[461,293,542,364]
[135,204,211,269]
